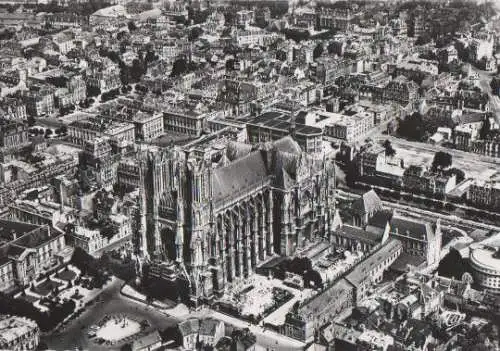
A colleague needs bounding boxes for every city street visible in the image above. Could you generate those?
[471,66,500,123]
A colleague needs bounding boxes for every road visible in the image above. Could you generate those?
[42,278,179,351]
[471,65,500,123]
[375,135,500,166]
[373,135,500,183]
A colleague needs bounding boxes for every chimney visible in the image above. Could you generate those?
[11,229,17,241]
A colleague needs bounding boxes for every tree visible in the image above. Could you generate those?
[145,50,157,64]
[287,257,312,275]
[345,160,360,187]
[188,26,203,42]
[225,59,235,71]
[432,151,452,171]
[130,59,146,82]
[127,21,137,31]
[171,58,188,77]
[397,112,427,141]
[303,269,323,289]
[313,43,324,59]
[491,77,500,96]
[45,129,53,138]
[479,116,491,140]
[438,249,467,279]
[382,139,396,157]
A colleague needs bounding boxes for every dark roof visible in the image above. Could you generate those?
[6,244,26,258]
[248,111,322,136]
[335,225,382,245]
[345,239,402,287]
[390,253,426,272]
[12,227,58,249]
[389,214,433,241]
[212,150,268,202]
[0,220,40,241]
[367,210,393,229]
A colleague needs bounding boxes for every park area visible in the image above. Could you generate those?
[34,279,63,296]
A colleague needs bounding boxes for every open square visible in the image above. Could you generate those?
[94,315,141,343]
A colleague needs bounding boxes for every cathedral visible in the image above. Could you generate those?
[134,136,336,304]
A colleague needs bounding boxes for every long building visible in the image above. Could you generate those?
[282,238,403,343]
[135,136,336,304]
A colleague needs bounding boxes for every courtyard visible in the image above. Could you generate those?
[219,274,298,321]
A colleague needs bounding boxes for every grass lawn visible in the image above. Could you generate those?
[35,279,63,296]
[57,270,76,281]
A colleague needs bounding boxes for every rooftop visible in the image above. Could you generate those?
[0,315,38,345]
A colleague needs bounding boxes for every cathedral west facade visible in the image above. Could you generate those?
[134,136,336,304]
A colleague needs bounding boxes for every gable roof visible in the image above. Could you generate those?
[273,136,302,155]
[335,225,383,245]
[389,214,433,241]
[179,318,199,336]
[199,318,222,336]
[131,330,161,351]
[212,151,268,202]
[352,190,383,216]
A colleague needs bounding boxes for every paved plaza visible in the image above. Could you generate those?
[95,316,141,342]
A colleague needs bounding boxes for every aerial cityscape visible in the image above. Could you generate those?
[0,0,499,350]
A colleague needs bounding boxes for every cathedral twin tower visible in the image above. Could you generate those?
[134,136,336,303]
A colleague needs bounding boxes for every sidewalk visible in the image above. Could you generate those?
[120,284,189,319]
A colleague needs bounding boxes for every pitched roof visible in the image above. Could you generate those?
[131,330,161,351]
[178,318,199,336]
[335,225,382,245]
[367,210,393,230]
[273,136,302,155]
[199,318,222,336]
[298,278,353,319]
[389,214,433,241]
[212,151,268,202]
[345,239,402,287]
[226,141,253,161]
[352,190,383,216]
